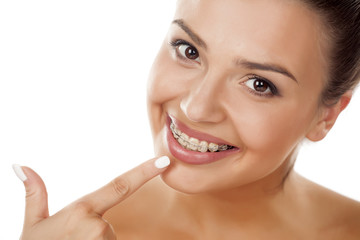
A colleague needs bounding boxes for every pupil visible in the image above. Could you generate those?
[254,80,268,92]
[185,47,198,59]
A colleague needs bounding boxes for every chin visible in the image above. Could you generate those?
[155,147,223,194]
[158,164,212,194]
[156,153,247,195]
[160,173,202,195]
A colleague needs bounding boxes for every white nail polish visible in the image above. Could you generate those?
[12,164,27,181]
[154,156,170,169]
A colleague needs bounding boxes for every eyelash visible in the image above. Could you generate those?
[169,39,200,63]
[243,74,280,97]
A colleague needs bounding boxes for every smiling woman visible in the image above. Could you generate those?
[4,0,360,239]
[146,0,351,195]
[129,0,360,238]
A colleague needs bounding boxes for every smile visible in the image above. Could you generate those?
[166,115,241,165]
[170,122,234,152]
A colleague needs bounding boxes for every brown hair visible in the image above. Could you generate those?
[300,0,360,105]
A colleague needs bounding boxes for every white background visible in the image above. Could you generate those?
[0,1,359,239]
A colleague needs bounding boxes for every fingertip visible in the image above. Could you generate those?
[13,165,48,194]
[154,156,170,169]
[15,166,50,224]
[12,164,28,182]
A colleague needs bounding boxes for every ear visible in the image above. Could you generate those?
[306,90,352,142]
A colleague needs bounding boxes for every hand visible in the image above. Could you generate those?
[13,156,170,240]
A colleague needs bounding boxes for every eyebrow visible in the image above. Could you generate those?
[235,59,298,83]
[172,19,208,50]
[172,19,297,83]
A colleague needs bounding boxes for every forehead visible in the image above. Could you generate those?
[174,0,328,84]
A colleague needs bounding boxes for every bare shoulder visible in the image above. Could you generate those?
[294,173,360,238]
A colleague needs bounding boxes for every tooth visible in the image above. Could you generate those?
[180,133,189,141]
[198,141,208,152]
[173,131,179,139]
[170,123,182,139]
[174,128,182,137]
[178,133,189,148]
[188,137,200,151]
[172,129,180,139]
[218,145,228,151]
[208,143,219,152]
[177,137,187,147]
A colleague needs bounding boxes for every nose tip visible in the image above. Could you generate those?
[180,88,226,123]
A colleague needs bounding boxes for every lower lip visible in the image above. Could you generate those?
[166,118,241,165]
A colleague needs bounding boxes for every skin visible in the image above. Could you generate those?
[107,0,360,238]
[148,0,325,194]
[17,0,360,239]
[16,157,170,240]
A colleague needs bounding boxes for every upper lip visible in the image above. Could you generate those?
[169,115,238,147]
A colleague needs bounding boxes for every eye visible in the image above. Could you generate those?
[243,75,279,97]
[178,44,199,61]
[169,39,200,63]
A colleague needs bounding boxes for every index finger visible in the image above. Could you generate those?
[79,156,170,215]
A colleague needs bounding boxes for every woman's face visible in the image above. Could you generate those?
[147,0,328,193]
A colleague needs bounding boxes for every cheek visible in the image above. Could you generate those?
[220,101,314,184]
[228,98,315,159]
[147,45,190,105]
[147,44,193,141]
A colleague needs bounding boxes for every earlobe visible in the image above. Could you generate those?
[306,91,352,142]
[306,117,328,142]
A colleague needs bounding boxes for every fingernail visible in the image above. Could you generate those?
[12,164,27,181]
[154,156,170,169]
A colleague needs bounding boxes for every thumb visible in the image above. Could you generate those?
[13,164,49,227]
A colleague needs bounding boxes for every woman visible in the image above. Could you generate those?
[13,0,360,239]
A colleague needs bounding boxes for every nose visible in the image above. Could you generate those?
[180,71,226,123]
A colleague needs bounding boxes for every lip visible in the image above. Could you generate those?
[166,115,241,165]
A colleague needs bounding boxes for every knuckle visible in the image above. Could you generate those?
[92,219,112,236]
[71,201,93,216]
[25,189,36,199]
[110,177,130,199]
[25,188,47,201]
